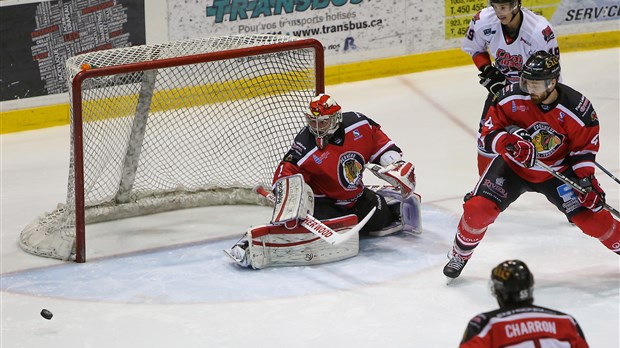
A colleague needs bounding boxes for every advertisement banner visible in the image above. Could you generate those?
[0,0,145,102]
[168,0,619,66]
[445,0,620,40]
[168,0,411,65]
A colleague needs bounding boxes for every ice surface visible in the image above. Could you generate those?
[1,48,618,347]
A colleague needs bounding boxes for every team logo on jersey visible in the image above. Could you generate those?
[352,129,363,140]
[472,12,481,23]
[511,101,528,112]
[495,49,523,73]
[542,26,555,43]
[338,152,364,190]
[313,152,329,164]
[483,28,496,35]
[576,96,591,113]
[530,123,564,158]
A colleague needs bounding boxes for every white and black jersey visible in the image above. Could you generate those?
[462,7,559,83]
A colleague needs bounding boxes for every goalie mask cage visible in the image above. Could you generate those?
[20,34,324,263]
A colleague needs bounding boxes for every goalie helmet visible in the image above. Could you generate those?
[490,259,534,308]
[305,94,342,149]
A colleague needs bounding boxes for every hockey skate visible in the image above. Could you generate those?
[443,252,468,283]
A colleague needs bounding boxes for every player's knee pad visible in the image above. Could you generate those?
[462,196,500,231]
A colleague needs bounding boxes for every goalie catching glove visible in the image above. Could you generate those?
[366,161,416,196]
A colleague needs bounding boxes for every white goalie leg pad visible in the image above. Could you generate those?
[369,186,422,236]
[245,214,359,269]
[271,174,314,227]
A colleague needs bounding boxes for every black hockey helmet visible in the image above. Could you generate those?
[490,259,534,307]
[521,50,561,81]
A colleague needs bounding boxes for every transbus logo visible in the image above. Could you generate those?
[207,0,363,23]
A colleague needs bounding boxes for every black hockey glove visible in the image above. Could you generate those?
[478,65,509,97]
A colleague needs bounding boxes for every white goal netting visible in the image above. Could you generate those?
[20,34,323,261]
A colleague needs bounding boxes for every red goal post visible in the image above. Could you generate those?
[20,34,325,262]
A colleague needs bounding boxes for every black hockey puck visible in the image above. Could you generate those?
[40,309,53,320]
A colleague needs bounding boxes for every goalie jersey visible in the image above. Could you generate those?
[273,112,401,208]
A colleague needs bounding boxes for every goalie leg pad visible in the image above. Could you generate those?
[370,187,422,235]
[401,193,422,234]
[272,174,314,226]
[248,215,359,269]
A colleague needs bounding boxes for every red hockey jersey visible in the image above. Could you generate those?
[460,305,589,347]
[480,83,600,183]
[273,111,400,207]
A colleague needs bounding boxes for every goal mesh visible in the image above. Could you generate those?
[19,34,324,262]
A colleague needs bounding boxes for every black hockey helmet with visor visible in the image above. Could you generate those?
[490,259,534,307]
[520,50,560,94]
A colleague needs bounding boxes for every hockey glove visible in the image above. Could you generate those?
[576,175,605,211]
[366,161,416,196]
[478,65,509,97]
[502,128,537,168]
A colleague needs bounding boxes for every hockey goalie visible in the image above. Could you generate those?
[225,94,421,269]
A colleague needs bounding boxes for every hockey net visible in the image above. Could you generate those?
[20,34,324,262]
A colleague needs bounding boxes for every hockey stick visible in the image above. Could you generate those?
[536,160,620,218]
[595,161,620,185]
[254,186,376,245]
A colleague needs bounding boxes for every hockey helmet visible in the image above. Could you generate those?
[491,259,534,307]
[305,94,342,149]
[489,0,521,17]
[489,0,521,8]
[520,51,560,94]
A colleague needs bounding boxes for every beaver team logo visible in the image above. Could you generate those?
[338,152,364,190]
[530,122,564,158]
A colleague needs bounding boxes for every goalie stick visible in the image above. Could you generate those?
[254,186,376,245]
[535,160,620,218]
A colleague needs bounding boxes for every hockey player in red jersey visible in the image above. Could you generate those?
[443,51,620,280]
[272,93,418,235]
[462,0,560,175]
[459,260,589,347]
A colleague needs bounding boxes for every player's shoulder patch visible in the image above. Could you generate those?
[557,84,599,126]
[285,128,315,161]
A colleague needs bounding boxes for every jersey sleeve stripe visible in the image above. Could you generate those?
[297,147,318,166]
[369,141,396,163]
[556,104,585,127]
